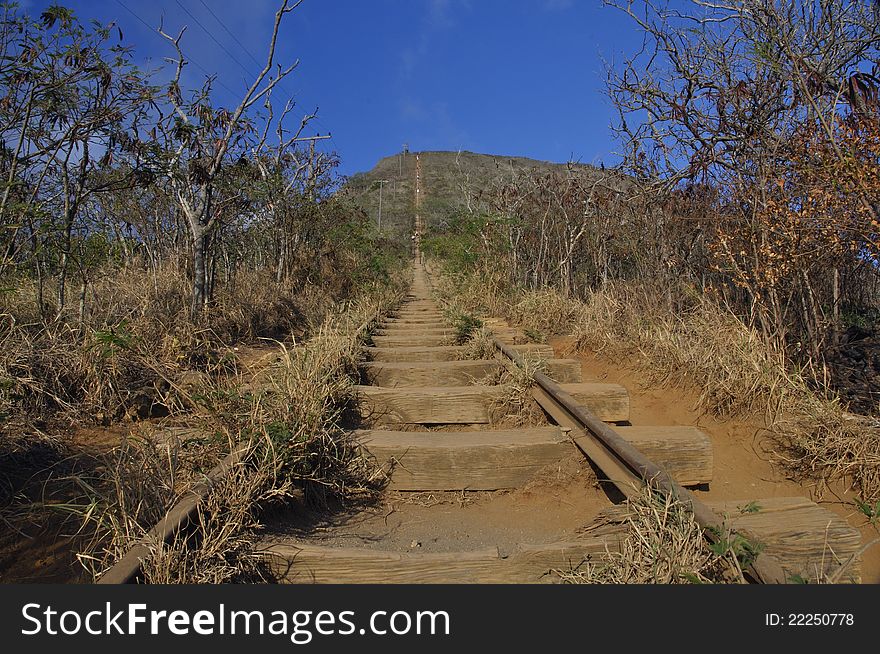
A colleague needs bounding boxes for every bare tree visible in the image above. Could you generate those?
[154,0,303,313]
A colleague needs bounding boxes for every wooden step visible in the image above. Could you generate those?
[361,359,583,386]
[378,322,449,331]
[615,426,712,486]
[387,313,446,320]
[489,331,531,345]
[365,344,555,363]
[260,496,860,583]
[384,318,449,326]
[708,497,862,583]
[355,427,569,490]
[362,360,499,386]
[395,307,441,314]
[379,319,449,326]
[557,383,630,422]
[355,385,504,423]
[354,383,628,424]
[372,330,526,345]
[372,334,454,347]
[259,538,623,584]
[374,327,454,337]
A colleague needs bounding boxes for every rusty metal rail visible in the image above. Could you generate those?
[492,337,789,584]
[97,444,249,584]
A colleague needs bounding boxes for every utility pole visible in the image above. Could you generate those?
[293,134,332,200]
[376,179,389,231]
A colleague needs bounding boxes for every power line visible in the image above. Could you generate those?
[116,0,340,158]
[112,0,241,98]
[174,0,254,80]
[197,0,262,69]
[193,0,339,154]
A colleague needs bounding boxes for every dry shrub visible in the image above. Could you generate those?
[83,288,403,583]
[507,289,586,338]
[459,326,496,360]
[565,281,880,502]
[561,486,733,584]
[0,263,337,466]
[480,355,549,428]
[782,403,880,503]
[572,283,796,419]
[430,269,508,318]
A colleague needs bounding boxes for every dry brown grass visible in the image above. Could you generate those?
[430,260,880,504]
[459,326,496,360]
[79,289,403,583]
[565,282,880,502]
[476,354,549,428]
[507,289,586,339]
[560,485,735,584]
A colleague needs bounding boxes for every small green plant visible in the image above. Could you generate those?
[447,310,483,344]
[707,525,764,568]
[92,320,134,357]
[854,498,880,523]
[738,501,761,514]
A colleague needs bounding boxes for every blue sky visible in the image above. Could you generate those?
[23,0,646,177]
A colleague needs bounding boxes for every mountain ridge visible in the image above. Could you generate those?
[340,150,605,242]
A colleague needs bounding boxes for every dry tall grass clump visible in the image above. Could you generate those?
[479,354,549,428]
[459,326,496,360]
[507,289,586,338]
[0,263,344,464]
[84,288,402,583]
[561,486,733,584]
[569,283,880,502]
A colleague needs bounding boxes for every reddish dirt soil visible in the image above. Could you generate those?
[551,336,880,583]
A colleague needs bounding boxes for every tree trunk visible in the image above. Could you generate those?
[192,231,208,315]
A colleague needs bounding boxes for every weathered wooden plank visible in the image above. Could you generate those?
[707,497,862,583]
[557,383,630,422]
[489,330,531,345]
[387,319,445,326]
[615,425,713,486]
[373,327,454,337]
[354,385,505,423]
[362,359,581,386]
[355,383,628,424]
[372,334,455,347]
[594,496,862,582]
[383,323,448,330]
[394,306,442,314]
[355,427,569,490]
[365,343,555,363]
[541,360,582,383]
[361,360,501,386]
[260,537,623,584]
